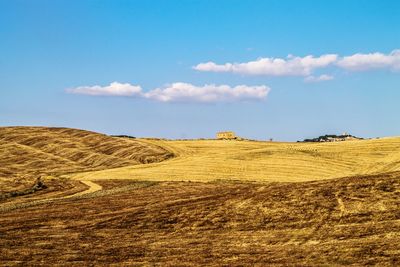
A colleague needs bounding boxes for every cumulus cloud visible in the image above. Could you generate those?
[194,49,400,77]
[304,74,334,83]
[66,82,143,96]
[67,82,270,103]
[337,50,400,71]
[193,54,338,76]
[144,82,269,102]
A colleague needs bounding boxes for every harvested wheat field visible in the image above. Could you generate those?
[1,127,400,266]
[0,127,173,194]
[70,137,400,182]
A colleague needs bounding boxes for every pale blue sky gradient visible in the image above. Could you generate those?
[1,0,400,140]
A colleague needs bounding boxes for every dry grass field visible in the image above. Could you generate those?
[1,174,399,265]
[70,137,400,182]
[1,127,400,266]
[0,127,173,194]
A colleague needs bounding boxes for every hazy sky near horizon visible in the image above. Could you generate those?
[1,0,400,141]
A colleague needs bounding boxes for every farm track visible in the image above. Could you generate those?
[0,180,103,213]
[70,180,102,197]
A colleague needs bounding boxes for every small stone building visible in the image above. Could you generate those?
[216,131,236,140]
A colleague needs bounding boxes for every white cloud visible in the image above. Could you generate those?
[144,82,269,102]
[67,82,270,103]
[193,54,338,76]
[193,49,400,77]
[337,50,400,71]
[66,82,143,96]
[304,74,334,83]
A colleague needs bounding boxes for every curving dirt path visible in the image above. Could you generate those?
[65,180,102,198]
[0,180,102,213]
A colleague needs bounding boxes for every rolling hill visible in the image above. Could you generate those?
[70,137,400,182]
[0,127,173,193]
[1,127,400,265]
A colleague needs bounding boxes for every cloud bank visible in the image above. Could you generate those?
[66,82,142,96]
[193,54,338,76]
[193,49,400,78]
[67,82,270,103]
[337,50,400,71]
[144,83,269,102]
[67,49,399,103]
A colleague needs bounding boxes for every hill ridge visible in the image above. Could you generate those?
[0,126,174,193]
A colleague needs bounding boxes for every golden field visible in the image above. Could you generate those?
[70,136,400,182]
[0,127,172,193]
[1,127,399,266]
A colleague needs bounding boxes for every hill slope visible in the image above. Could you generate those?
[0,127,173,192]
[1,127,399,265]
[71,137,400,182]
[1,172,399,265]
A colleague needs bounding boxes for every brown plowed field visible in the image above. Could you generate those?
[1,173,399,266]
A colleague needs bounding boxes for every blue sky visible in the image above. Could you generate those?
[1,0,400,141]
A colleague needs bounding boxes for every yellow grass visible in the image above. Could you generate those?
[2,127,400,265]
[0,126,173,192]
[69,137,400,182]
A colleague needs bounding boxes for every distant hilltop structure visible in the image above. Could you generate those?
[216,131,237,140]
[301,133,363,143]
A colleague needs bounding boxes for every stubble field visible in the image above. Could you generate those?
[1,127,399,265]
